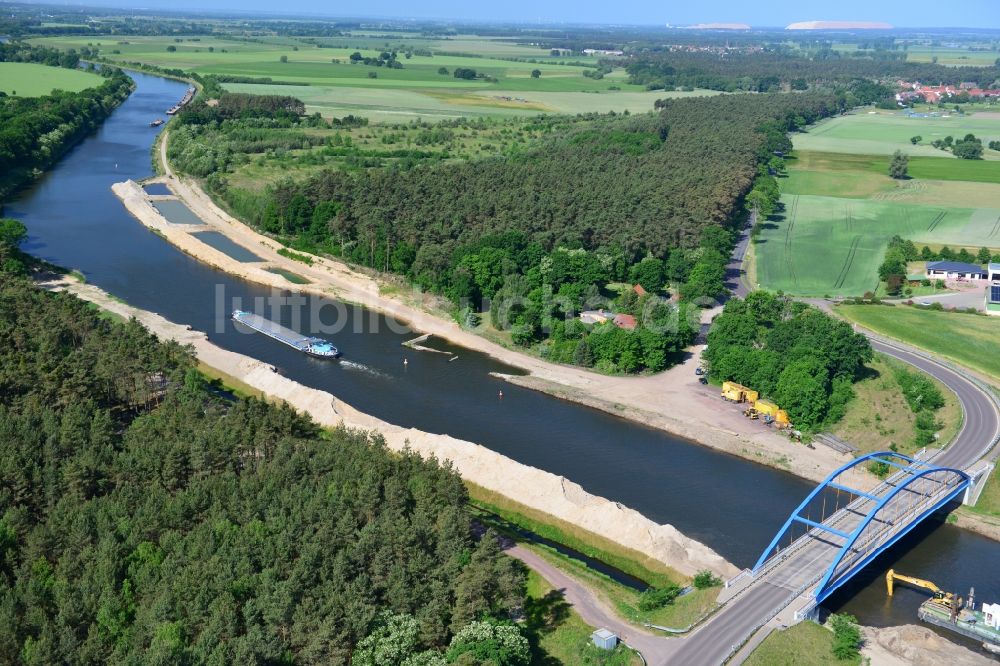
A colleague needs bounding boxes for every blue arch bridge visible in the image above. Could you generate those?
[665,450,978,666]
[735,451,970,612]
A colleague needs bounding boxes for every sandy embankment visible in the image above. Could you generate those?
[861,625,995,666]
[118,169,863,487]
[45,276,737,579]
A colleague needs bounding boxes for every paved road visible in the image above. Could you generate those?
[668,460,971,665]
[667,245,1000,664]
[869,338,999,469]
[515,244,1000,666]
[724,214,755,299]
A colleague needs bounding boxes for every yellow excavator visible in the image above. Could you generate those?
[886,569,962,612]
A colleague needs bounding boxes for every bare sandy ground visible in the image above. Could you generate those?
[133,140,866,487]
[42,275,738,579]
[861,625,995,666]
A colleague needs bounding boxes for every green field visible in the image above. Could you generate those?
[836,304,1000,382]
[745,621,859,666]
[833,355,962,456]
[31,34,679,119]
[755,193,1000,296]
[0,61,103,97]
[903,46,1000,66]
[794,111,1000,159]
[755,110,1000,296]
[223,81,709,120]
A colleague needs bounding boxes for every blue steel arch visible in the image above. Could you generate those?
[752,451,931,573]
[812,464,969,602]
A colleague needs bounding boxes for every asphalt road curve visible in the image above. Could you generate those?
[663,336,1000,666]
[870,338,1000,470]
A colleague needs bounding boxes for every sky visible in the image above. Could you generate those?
[72,0,1000,29]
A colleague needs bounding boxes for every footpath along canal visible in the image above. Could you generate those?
[7,70,999,635]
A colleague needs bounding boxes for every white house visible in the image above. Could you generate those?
[925,260,986,281]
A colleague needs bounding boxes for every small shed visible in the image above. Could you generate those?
[591,628,619,650]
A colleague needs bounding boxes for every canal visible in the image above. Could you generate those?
[7,70,999,635]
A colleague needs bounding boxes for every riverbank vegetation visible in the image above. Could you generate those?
[474,507,719,631]
[169,89,842,372]
[705,292,873,431]
[467,483,682,590]
[0,274,536,664]
[745,617,861,666]
[0,43,134,199]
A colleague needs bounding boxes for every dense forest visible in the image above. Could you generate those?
[704,292,873,430]
[626,52,1000,96]
[0,268,527,664]
[173,92,841,371]
[0,44,134,199]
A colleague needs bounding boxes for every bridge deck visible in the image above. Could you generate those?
[671,462,968,665]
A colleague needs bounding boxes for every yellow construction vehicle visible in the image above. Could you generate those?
[886,569,962,612]
[721,381,759,403]
[753,399,791,428]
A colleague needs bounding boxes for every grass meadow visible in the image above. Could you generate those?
[836,304,1000,382]
[745,621,859,666]
[31,34,695,118]
[793,111,1000,158]
[0,61,103,96]
[755,110,1000,296]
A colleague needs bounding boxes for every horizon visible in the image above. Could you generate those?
[10,0,1000,30]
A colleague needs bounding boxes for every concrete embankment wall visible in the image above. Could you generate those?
[53,271,738,579]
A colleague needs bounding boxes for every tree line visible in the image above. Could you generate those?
[626,51,999,100]
[173,92,842,371]
[705,292,873,429]
[0,46,134,199]
[0,271,529,665]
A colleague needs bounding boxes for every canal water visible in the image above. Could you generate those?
[6,71,999,636]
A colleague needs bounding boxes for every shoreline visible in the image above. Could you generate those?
[132,140,865,486]
[42,274,738,579]
[115,174,1000,543]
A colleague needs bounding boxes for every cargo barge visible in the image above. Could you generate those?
[166,87,196,115]
[231,310,339,358]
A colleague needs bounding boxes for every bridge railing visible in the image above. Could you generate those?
[824,469,968,587]
[752,454,918,577]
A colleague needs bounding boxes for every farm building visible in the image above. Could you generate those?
[613,313,637,330]
[987,263,1000,316]
[579,310,638,330]
[925,261,986,281]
